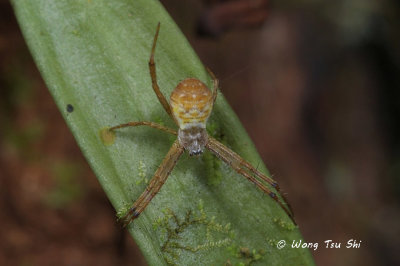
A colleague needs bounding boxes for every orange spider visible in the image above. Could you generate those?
[109,23,296,226]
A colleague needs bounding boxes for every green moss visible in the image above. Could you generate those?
[154,201,235,265]
[135,160,148,185]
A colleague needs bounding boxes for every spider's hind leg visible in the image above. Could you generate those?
[148,23,175,121]
[206,67,219,105]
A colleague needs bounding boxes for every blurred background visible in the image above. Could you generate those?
[1,0,399,265]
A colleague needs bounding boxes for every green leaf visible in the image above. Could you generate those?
[12,0,314,265]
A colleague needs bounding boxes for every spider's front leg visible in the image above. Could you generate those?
[120,139,184,227]
[206,137,296,225]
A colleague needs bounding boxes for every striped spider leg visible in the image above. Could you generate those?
[110,23,295,227]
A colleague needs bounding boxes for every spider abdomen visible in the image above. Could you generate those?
[170,78,213,129]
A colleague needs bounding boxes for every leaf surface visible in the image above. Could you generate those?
[12,0,314,265]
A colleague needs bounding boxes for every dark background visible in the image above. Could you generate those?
[1,0,399,265]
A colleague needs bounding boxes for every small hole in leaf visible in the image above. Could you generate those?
[66,104,74,113]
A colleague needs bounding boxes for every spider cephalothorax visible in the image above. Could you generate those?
[108,23,296,226]
[177,126,208,156]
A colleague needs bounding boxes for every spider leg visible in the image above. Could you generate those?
[148,23,175,122]
[120,139,184,227]
[110,121,177,135]
[206,137,296,225]
[215,138,294,215]
[206,67,219,105]
[239,160,295,215]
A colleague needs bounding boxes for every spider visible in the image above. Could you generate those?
[109,23,296,226]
